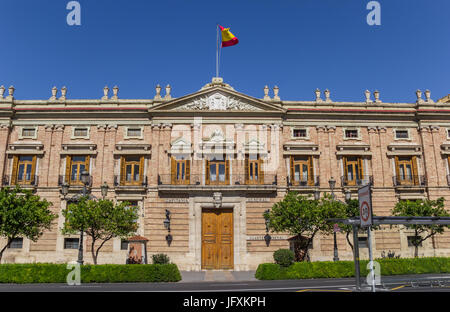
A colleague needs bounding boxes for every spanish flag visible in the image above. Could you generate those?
[219,25,239,47]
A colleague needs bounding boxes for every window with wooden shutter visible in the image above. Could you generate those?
[15,156,36,185]
[205,159,210,185]
[11,156,18,185]
[120,156,144,186]
[207,157,228,185]
[412,156,419,185]
[172,156,190,185]
[225,159,230,185]
[259,158,264,184]
[307,156,314,186]
[396,156,415,185]
[291,156,311,186]
[171,157,176,184]
[343,156,363,186]
[185,159,190,184]
[67,156,90,185]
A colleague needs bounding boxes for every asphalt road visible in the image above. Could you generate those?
[0,274,449,292]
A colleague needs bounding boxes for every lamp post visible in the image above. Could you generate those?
[101,182,109,199]
[329,177,339,262]
[77,170,91,265]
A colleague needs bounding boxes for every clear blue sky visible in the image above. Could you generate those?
[1,0,449,103]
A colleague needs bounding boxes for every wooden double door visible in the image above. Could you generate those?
[201,209,234,270]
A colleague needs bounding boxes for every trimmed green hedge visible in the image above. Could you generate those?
[255,257,450,280]
[0,263,182,283]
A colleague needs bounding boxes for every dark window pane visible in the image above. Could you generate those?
[121,240,129,250]
[64,238,79,249]
[9,238,23,249]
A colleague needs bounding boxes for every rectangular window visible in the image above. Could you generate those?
[9,238,23,249]
[395,156,419,185]
[407,236,422,247]
[65,156,90,185]
[12,155,37,185]
[22,128,36,138]
[358,237,368,248]
[64,238,79,249]
[343,156,364,186]
[121,239,129,250]
[171,156,190,184]
[73,128,88,138]
[246,156,263,184]
[290,156,314,186]
[293,129,307,138]
[206,157,229,185]
[345,129,359,139]
[127,128,142,138]
[395,130,409,139]
[120,156,144,185]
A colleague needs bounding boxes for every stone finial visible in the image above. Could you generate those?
[373,90,381,103]
[112,86,119,100]
[7,86,15,99]
[165,84,172,100]
[154,84,162,100]
[60,86,67,100]
[50,86,58,100]
[416,89,423,104]
[263,85,270,100]
[315,88,322,102]
[425,89,434,103]
[273,86,280,101]
[102,86,109,100]
[0,85,5,99]
[365,90,371,103]
[324,89,331,102]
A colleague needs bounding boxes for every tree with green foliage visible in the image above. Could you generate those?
[392,197,450,258]
[264,192,346,262]
[62,197,139,264]
[0,186,56,263]
[337,198,359,251]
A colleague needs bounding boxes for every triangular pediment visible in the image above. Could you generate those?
[149,83,285,113]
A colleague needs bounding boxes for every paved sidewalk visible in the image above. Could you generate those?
[180,271,257,283]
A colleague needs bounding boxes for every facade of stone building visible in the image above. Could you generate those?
[0,79,449,270]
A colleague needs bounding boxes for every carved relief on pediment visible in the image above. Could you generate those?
[177,92,263,111]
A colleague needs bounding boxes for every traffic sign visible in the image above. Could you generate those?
[358,184,373,228]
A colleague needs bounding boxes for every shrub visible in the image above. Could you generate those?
[255,257,450,280]
[0,263,181,283]
[273,249,295,267]
[152,254,170,265]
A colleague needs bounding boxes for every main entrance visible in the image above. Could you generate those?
[201,208,234,270]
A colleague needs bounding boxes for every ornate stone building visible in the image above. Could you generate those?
[0,79,449,270]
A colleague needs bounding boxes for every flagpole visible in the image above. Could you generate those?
[216,24,219,78]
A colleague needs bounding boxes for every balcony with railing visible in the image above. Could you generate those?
[114,175,148,189]
[341,175,373,187]
[287,176,320,188]
[58,175,93,187]
[2,175,39,188]
[393,175,427,188]
[157,173,277,193]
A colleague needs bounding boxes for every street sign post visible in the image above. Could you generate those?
[358,184,373,228]
[358,183,375,292]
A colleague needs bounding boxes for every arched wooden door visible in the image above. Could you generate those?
[201,208,233,270]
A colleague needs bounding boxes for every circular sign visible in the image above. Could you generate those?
[360,201,370,222]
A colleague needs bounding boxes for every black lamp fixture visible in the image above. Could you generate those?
[80,170,90,187]
[101,182,109,199]
[314,190,320,201]
[164,209,172,246]
[328,177,336,200]
[263,209,271,247]
[61,182,69,198]
[345,189,352,202]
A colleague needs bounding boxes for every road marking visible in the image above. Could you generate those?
[390,285,407,291]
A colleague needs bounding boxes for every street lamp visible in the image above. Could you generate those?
[314,190,320,200]
[77,170,91,265]
[101,182,109,199]
[328,177,339,262]
[345,189,352,202]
